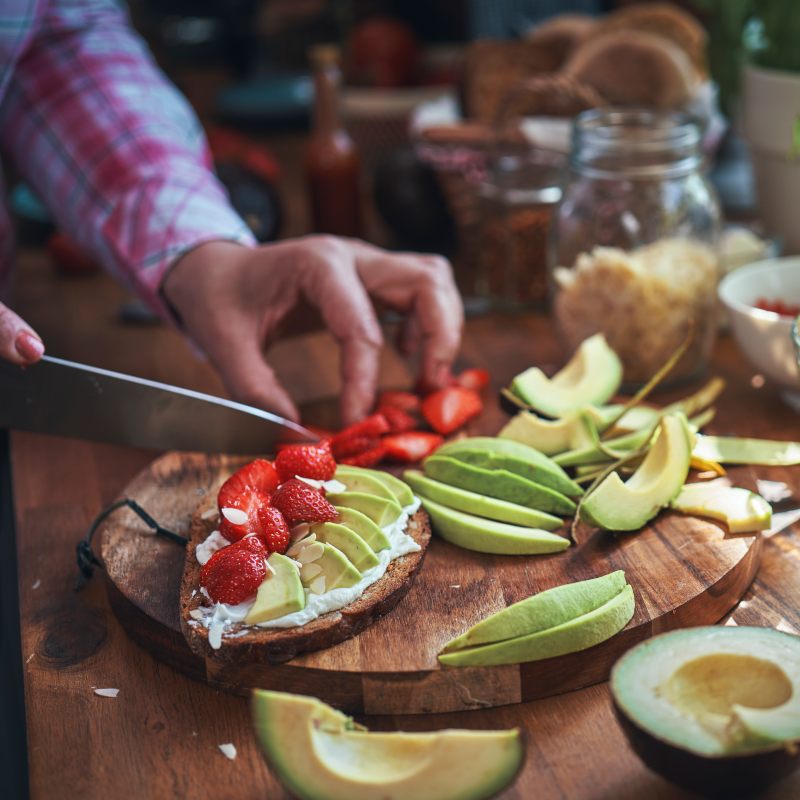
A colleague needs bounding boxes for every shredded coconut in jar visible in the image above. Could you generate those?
[553,238,718,384]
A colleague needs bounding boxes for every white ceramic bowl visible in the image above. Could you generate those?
[718,257,800,400]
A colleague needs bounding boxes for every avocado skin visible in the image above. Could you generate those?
[612,703,800,798]
[424,455,576,516]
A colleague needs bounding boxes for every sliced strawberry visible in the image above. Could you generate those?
[455,368,490,392]
[258,506,291,554]
[217,459,280,513]
[421,386,483,435]
[331,413,390,448]
[272,478,339,525]
[275,441,336,483]
[383,431,443,463]
[377,390,421,413]
[340,445,387,467]
[200,536,267,605]
[379,405,417,434]
[332,435,382,459]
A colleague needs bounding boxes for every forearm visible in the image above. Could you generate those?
[0,0,254,319]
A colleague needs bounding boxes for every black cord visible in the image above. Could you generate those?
[75,498,188,590]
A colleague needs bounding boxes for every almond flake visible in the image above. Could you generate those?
[297,542,324,564]
[94,688,119,698]
[221,507,248,526]
[309,575,327,595]
[323,479,347,494]
[290,523,311,542]
[297,476,325,489]
[209,620,224,650]
[218,743,237,760]
[300,563,323,581]
[200,508,218,521]
[189,608,204,620]
[264,559,276,576]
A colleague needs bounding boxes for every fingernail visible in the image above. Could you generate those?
[15,331,44,363]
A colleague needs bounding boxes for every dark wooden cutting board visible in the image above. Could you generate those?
[99,450,762,715]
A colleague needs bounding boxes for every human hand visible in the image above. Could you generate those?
[0,302,45,365]
[162,236,463,425]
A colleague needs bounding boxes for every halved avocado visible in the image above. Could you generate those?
[326,492,403,527]
[436,436,582,497]
[611,626,800,797]
[403,470,562,530]
[419,495,570,556]
[671,483,772,533]
[579,413,693,531]
[510,333,622,418]
[252,690,525,800]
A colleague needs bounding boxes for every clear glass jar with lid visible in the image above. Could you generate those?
[550,109,721,386]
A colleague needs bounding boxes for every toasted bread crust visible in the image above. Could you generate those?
[179,491,431,665]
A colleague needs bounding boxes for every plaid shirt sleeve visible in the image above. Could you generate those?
[0,0,256,319]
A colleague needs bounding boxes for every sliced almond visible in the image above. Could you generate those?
[290,522,311,543]
[297,542,324,564]
[264,559,276,576]
[221,507,248,526]
[189,608,205,620]
[200,508,218,521]
[309,575,327,595]
[300,563,323,581]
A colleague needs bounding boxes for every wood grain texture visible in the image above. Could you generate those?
[99,448,761,714]
[10,244,800,798]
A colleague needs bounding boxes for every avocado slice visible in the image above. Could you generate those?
[331,506,391,552]
[439,584,634,667]
[252,690,525,800]
[403,470,561,530]
[299,542,362,593]
[423,455,576,516]
[610,627,800,796]
[510,333,622,418]
[499,410,597,456]
[580,413,693,531]
[244,553,305,624]
[336,465,414,507]
[326,491,403,527]
[441,571,628,653]
[311,522,380,572]
[332,466,396,501]
[436,437,582,497]
[671,483,772,533]
[419,495,569,555]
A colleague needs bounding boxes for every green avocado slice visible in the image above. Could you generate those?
[331,466,396,501]
[419,495,570,555]
[326,492,403,527]
[441,571,628,652]
[244,553,305,624]
[403,470,561,530]
[336,465,415,506]
[311,522,380,572]
[251,690,525,800]
[331,506,391,552]
[439,584,634,667]
[423,455,576,516]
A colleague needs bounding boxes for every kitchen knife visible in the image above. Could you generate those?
[0,355,316,453]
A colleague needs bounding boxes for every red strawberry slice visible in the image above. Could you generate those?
[421,386,483,435]
[383,431,443,463]
[275,441,336,483]
[218,459,280,513]
[331,413,390,449]
[379,405,417,434]
[377,390,421,413]
[341,445,387,467]
[332,435,383,459]
[272,478,339,525]
[219,496,269,543]
[200,536,267,605]
[455,368,490,392]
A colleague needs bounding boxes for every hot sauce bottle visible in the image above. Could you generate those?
[304,45,363,237]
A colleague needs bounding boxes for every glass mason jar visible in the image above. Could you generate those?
[550,109,721,387]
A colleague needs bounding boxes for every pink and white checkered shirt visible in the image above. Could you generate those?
[0,0,255,317]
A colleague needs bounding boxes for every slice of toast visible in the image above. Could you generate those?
[179,489,431,665]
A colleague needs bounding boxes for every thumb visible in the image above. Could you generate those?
[209,336,300,423]
[0,303,45,365]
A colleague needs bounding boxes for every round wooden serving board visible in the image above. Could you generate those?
[101,451,762,715]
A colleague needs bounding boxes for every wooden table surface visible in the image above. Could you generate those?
[7,243,800,799]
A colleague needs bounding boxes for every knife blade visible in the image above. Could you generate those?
[0,355,316,453]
